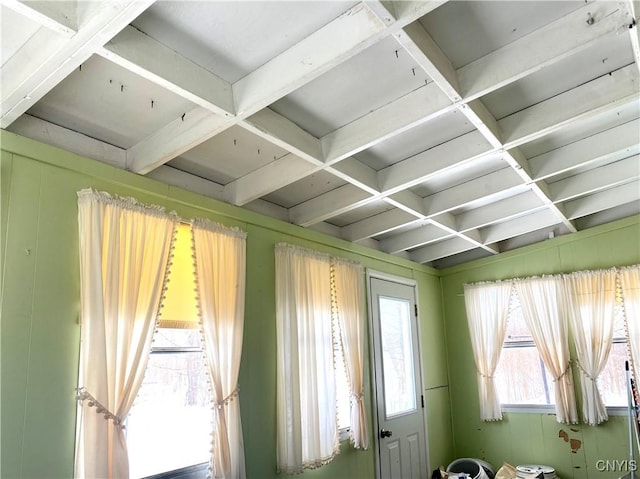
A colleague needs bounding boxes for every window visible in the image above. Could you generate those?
[494,302,555,406]
[598,295,631,407]
[127,329,210,478]
[275,244,368,474]
[127,224,209,478]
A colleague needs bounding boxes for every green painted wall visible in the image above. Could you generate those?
[439,216,640,479]
[0,131,453,479]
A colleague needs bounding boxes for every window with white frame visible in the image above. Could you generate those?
[127,329,210,478]
[127,223,209,478]
[598,295,631,407]
[494,301,556,406]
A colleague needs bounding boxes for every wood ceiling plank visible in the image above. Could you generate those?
[225,154,319,206]
[530,119,640,180]
[99,25,234,116]
[2,0,77,37]
[563,180,640,219]
[8,114,126,169]
[410,236,478,264]
[327,158,380,194]
[481,209,561,244]
[394,21,461,101]
[147,165,225,201]
[379,223,451,254]
[424,168,524,216]
[1,0,156,128]
[288,184,373,226]
[243,108,323,165]
[321,81,454,164]
[548,155,640,202]
[127,107,229,174]
[456,190,545,232]
[385,190,427,218]
[500,65,639,148]
[342,209,420,242]
[378,130,492,193]
[232,3,387,116]
[458,1,633,100]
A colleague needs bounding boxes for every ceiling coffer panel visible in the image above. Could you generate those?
[3,0,639,268]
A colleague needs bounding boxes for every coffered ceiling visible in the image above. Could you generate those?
[2,0,639,267]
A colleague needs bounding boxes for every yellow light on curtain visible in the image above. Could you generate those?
[158,223,199,329]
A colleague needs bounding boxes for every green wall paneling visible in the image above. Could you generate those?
[439,216,640,478]
[0,131,450,479]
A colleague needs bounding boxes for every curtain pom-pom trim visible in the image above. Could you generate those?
[76,387,125,429]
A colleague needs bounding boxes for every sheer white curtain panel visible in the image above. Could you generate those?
[331,259,368,449]
[275,244,338,474]
[619,265,640,406]
[463,282,512,421]
[192,219,247,479]
[75,189,177,478]
[564,270,616,425]
[515,277,578,424]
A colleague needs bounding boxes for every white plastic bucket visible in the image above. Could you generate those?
[447,458,490,479]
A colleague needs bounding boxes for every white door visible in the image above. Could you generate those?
[369,275,428,479]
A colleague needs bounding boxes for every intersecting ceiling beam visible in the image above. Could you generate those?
[2,0,77,37]
[1,0,156,128]
[564,180,640,220]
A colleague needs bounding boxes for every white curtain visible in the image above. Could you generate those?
[331,258,368,449]
[75,189,177,478]
[515,277,578,424]
[463,282,513,421]
[619,265,640,408]
[275,244,338,474]
[192,219,247,479]
[564,270,616,425]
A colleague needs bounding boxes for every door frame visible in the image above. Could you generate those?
[366,270,431,479]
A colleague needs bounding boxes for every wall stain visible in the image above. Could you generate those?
[558,428,582,453]
[569,438,582,453]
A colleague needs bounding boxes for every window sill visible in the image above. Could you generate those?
[141,462,208,479]
[501,404,556,414]
[501,405,629,417]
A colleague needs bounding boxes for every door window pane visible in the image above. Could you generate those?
[379,296,416,418]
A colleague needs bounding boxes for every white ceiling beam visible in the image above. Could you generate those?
[481,209,562,244]
[458,1,633,100]
[563,180,640,219]
[385,190,427,218]
[530,119,640,180]
[1,0,156,128]
[410,236,479,264]
[424,168,524,216]
[232,3,384,116]
[125,0,448,175]
[627,0,640,77]
[548,155,640,202]
[2,0,77,37]
[242,108,323,165]
[320,82,453,164]
[98,25,234,117]
[393,20,461,101]
[127,107,229,174]
[500,65,639,148]
[379,223,451,254]
[224,154,319,206]
[342,209,421,242]
[147,165,225,201]
[327,158,380,194]
[456,190,546,232]
[7,114,126,169]
[378,130,493,193]
[289,185,374,227]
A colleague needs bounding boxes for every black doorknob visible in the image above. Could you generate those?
[380,429,393,438]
